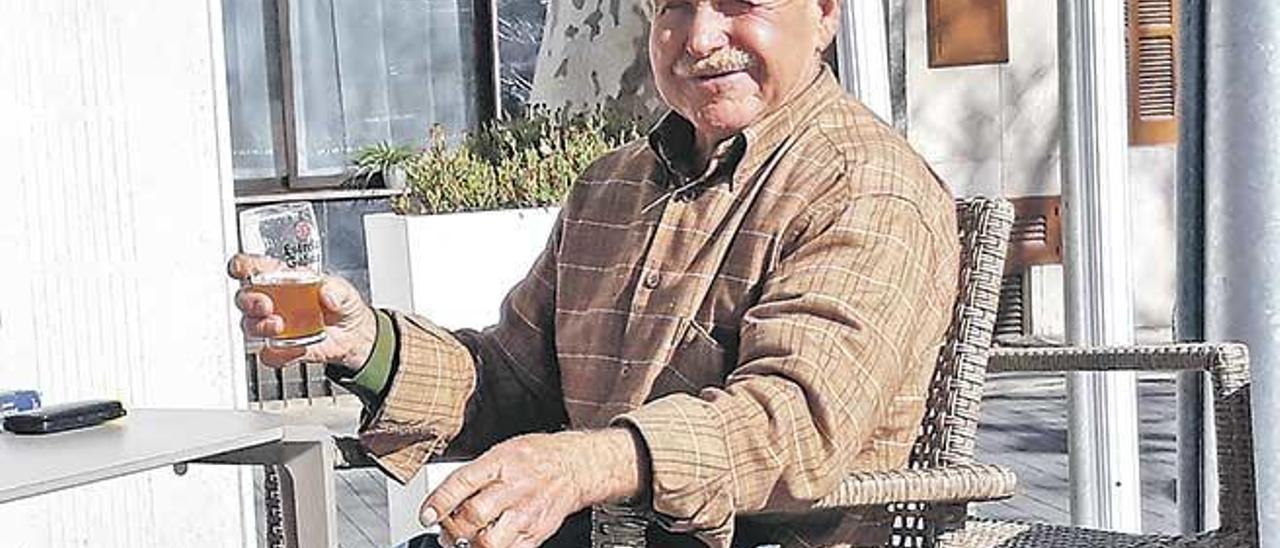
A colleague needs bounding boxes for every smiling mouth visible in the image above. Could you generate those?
[688,68,748,85]
[693,69,743,80]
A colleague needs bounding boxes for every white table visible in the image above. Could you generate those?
[0,408,336,548]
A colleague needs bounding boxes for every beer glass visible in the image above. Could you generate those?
[238,202,326,347]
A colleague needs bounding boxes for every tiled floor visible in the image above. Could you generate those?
[323,371,1183,547]
[332,469,390,548]
[971,371,1180,534]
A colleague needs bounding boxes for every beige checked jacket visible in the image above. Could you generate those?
[356,68,959,547]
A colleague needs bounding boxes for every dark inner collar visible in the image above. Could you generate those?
[648,113,746,187]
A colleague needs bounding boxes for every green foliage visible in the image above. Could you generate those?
[350,142,415,188]
[386,107,642,215]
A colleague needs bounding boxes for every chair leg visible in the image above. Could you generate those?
[264,465,287,548]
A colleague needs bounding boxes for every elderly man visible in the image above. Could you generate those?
[231,0,958,546]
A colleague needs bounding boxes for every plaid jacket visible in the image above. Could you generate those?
[357,67,959,547]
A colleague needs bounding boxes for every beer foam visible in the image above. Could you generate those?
[251,269,321,285]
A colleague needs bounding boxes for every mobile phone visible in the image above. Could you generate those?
[3,399,127,435]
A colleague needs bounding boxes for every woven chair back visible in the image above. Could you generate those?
[910,197,1014,469]
[885,198,1012,547]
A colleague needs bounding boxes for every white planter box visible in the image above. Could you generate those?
[363,207,558,545]
[364,207,560,329]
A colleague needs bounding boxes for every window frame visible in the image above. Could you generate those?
[233,0,501,197]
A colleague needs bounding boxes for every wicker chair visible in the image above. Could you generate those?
[592,197,1020,547]
[941,343,1257,547]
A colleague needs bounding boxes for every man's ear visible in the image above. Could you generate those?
[816,0,841,51]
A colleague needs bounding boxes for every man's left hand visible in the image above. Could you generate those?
[421,428,648,548]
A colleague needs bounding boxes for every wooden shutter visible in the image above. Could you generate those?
[1126,0,1179,145]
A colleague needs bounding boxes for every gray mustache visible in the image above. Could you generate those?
[677,49,755,78]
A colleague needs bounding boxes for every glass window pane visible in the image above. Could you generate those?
[421,0,478,133]
[292,0,349,176]
[332,0,392,148]
[293,0,482,178]
[384,0,437,142]
[224,0,284,181]
[497,0,546,117]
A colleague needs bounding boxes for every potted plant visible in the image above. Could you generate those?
[363,108,640,329]
[352,142,416,189]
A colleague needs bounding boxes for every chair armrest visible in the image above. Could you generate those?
[810,463,1016,509]
[988,342,1247,376]
[590,464,1016,548]
[988,342,1257,538]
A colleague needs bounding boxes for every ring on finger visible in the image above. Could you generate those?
[453,539,471,548]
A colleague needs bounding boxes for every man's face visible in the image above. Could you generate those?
[649,0,838,144]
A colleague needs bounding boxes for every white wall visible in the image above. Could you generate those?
[905,0,1062,198]
[0,1,252,546]
[903,2,1177,334]
[1128,146,1178,335]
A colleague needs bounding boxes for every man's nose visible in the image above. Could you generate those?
[686,4,730,58]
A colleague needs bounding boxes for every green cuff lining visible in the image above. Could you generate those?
[353,309,396,397]
[326,308,397,409]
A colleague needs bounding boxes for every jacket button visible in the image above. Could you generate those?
[643,271,662,289]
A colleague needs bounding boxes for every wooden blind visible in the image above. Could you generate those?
[1126,0,1180,145]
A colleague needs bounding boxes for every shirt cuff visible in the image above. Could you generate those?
[612,394,736,546]
[357,311,477,484]
[325,308,397,410]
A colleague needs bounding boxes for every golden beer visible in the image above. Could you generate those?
[250,270,326,347]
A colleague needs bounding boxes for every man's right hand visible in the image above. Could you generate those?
[228,254,378,375]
